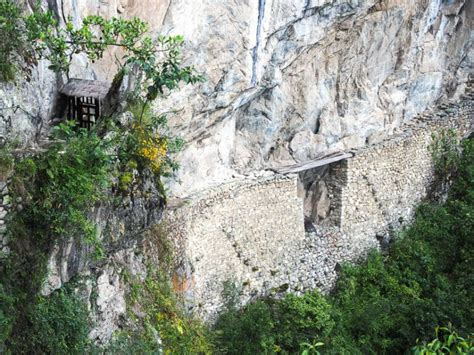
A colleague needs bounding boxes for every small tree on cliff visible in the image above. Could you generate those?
[25,9,203,112]
[25,8,204,186]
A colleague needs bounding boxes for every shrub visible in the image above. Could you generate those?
[10,121,113,257]
[214,300,276,354]
[214,291,334,354]
[272,292,334,352]
[412,324,474,355]
[28,287,90,354]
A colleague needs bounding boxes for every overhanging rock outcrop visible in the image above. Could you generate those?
[164,90,473,321]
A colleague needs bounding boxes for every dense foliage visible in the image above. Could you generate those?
[413,324,474,354]
[213,138,474,354]
[0,0,26,80]
[27,287,90,354]
[11,122,113,256]
[0,125,112,352]
[3,284,91,354]
[0,3,203,352]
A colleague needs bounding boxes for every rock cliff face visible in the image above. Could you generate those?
[1,0,473,197]
[0,0,472,346]
[39,175,164,344]
[153,0,474,196]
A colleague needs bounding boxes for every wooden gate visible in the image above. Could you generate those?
[67,96,100,130]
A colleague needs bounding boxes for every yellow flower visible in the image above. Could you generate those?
[138,135,168,172]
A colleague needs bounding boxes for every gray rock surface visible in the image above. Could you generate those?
[163,95,473,320]
[0,60,57,144]
[1,0,472,196]
[38,174,163,344]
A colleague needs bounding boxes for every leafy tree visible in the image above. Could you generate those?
[24,10,203,108]
[412,324,474,355]
[21,6,204,191]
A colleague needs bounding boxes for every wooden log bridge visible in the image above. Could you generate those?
[270,152,353,174]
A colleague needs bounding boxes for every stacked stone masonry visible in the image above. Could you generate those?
[0,179,10,255]
[165,91,473,321]
[164,176,305,320]
[326,98,473,248]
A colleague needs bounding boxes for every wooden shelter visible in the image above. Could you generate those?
[59,79,111,130]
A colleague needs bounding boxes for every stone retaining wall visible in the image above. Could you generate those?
[1,91,471,322]
[326,100,473,252]
[165,93,473,321]
[164,175,305,320]
[0,179,11,255]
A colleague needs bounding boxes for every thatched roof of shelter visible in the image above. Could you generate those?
[59,79,111,100]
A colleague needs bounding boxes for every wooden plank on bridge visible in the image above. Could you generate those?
[271,152,353,174]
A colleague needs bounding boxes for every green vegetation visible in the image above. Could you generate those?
[115,100,185,197]
[115,268,214,354]
[0,0,26,80]
[429,129,462,194]
[213,138,474,354]
[0,4,203,353]
[24,10,202,91]
[1,0,202,192]
[27,286,90,354]
[1,0,203,88]
[1,279,91,354]
[413,324,474,355]
[0,124,111,351]
[11,122,113,257]
[1,1,473,353]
